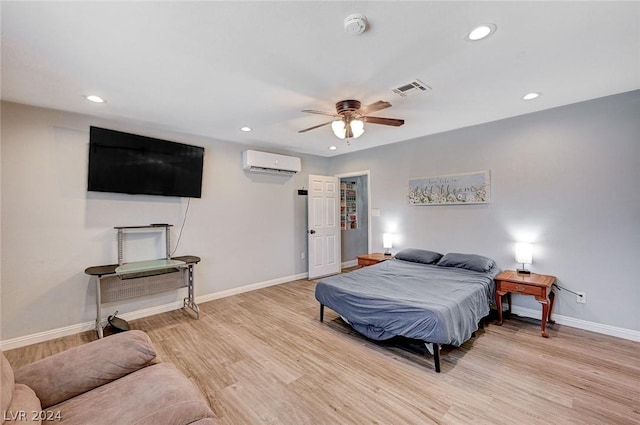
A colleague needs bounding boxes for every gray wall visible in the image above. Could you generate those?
[2,91,639,342]
[341,175,369,262]
[0,101,329,340]
[329,90,640,332]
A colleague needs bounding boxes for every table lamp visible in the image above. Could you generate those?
[383,233,393,256]
[515,242,532,274]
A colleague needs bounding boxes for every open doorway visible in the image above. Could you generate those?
[337,171,371,267]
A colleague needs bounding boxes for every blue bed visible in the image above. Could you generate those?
[315,249,499,372]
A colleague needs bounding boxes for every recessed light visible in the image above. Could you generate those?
[522,92,541,100]
[466,24,497,41]
[85,95,105,103]
[329,146,337,151]
[240,126,252,132]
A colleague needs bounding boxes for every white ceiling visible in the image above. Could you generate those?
[2,1,639,157]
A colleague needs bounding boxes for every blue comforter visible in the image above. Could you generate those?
[315,259,497,346]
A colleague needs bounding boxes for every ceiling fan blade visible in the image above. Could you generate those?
[359,100,392,114]
[298,120,334,133]
[363,116,405,126]
[301,109,340,118]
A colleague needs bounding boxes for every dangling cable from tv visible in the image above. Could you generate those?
[171,198,191,256]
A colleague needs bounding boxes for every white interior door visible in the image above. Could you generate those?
[308,174,341,279]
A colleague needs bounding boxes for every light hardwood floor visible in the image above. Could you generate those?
[5,277,640,424]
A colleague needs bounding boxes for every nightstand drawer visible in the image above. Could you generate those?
[498,281,542,296]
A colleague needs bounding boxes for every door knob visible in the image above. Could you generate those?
[308,229,316,234]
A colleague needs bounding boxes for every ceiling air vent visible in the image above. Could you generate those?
[392,79,431,97]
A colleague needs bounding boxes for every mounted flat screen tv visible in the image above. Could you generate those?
[88,126,204,198]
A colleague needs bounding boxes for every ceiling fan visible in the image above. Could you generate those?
[299,99,404,141]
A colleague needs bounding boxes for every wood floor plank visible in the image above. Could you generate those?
[4,277,640,424]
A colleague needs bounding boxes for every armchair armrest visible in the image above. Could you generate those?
[14,330,156,408]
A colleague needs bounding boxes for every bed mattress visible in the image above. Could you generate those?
[315,259,497,346]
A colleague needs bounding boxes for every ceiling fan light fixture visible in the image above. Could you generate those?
[351,119,365,138]
[300,98,401,139]
[331,118,365,140]
[331,120,346,139]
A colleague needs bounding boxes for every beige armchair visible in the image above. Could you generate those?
[2,330,216,425]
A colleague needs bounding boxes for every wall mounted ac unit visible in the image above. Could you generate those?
[242,150,301,175]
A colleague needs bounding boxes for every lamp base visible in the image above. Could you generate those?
[384,249,392,256]
[517,269,531,275]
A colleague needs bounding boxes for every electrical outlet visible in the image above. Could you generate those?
[577,292,586,304]
[301,252,305,260]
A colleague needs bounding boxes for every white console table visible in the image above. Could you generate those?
[84,225,200,338]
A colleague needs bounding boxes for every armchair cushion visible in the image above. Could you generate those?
[51,363,215,425]
[5,384,42,424]
[15,330,156,408]
[1,352,14,414]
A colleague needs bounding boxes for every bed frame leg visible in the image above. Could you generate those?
[319,304,324,322]
[425,342,441,373]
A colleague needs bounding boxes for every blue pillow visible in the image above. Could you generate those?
[437,252,496,273]
[394,248,443,265]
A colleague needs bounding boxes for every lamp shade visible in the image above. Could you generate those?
[383,233,393,249]
[383,233,393,256]
[331,120,346,139]
[351,119,365,138]
[515,242,533,265]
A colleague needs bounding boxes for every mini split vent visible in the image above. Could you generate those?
[392,79,431,97]
[242,150,301,175]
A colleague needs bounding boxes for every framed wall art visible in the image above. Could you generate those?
[408,170,490,206]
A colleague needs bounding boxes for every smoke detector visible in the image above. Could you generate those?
[344,14,367,35]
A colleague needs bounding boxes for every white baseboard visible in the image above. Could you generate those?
[0,272,308,351]
[511,305,640,342]
[195,272,308,304]
[0,321,98,351]
[342,260,358,269]
[3,274,638,350]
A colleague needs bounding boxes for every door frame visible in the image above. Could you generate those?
[335,170,372,256]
